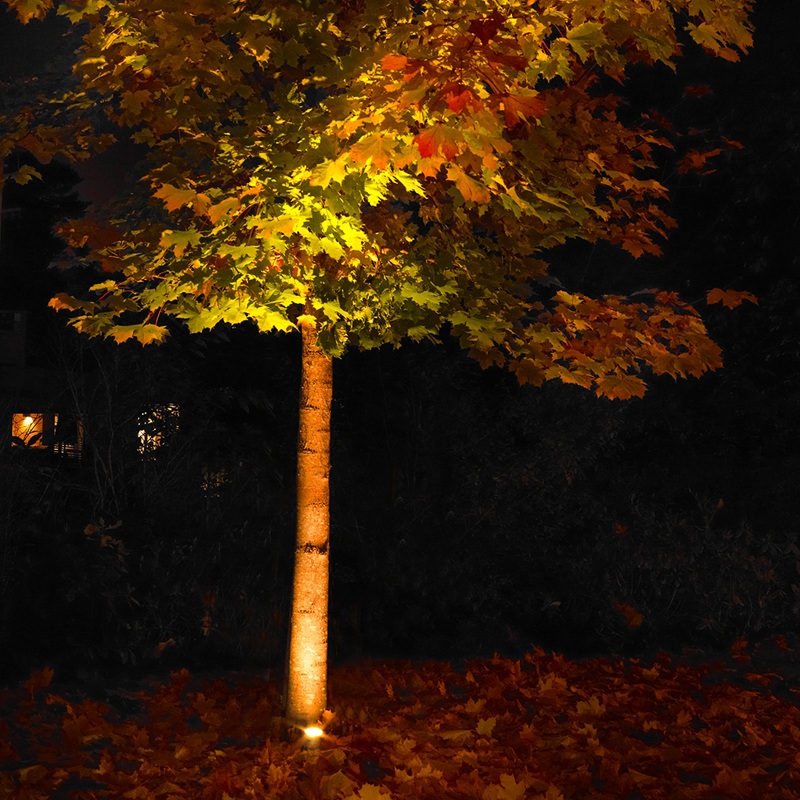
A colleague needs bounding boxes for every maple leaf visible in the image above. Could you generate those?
[160,229,201,257]
[575,694,607,717]
[207,197,240,224]
[5,0,52,23]
[722,136,744,149]
[23,666,54,701]
[502,91,547,129]
[446,164,491,204]
[706,288,758,309]
[49,293,85,313]
[612,599,644,629]
[594,373,646,400]
[349,134,396,170]
[415,125,462,160]
[154,184,198,212]
[468,11,505,46]
[683,84,713,97]
[510,358,547,386]
[482,773,527,800]
[443,84,481,114]
[344,785,392,800]
[566,21,605,61]
[381,53,408,71]
[677,147,722,175]
[310,158,349,188]
[475,716,497,736]
[9,164,42,185]
[123,786,152,799]
[321,771,357,799]
[730,637,751,664]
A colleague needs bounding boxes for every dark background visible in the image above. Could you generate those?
[0,0,797,682]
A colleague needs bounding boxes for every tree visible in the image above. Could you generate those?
[5,0,755,728]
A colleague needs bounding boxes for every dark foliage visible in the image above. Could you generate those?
[2,327,798,682]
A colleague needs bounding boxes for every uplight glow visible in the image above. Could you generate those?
[303,726,324,739]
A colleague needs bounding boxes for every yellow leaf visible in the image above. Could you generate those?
[153,782,183,796]
[438,728,472,745]
[49,294,83,312]
[575,695,606,717]
[207,197,240,224]
[321,771,357,800]
[310,158,349,188]
[349,134,396,170]
[464,697,485,714]
[7,0,52,23]
[482,773,528,800]
[16,764,48,783]
[344,785,392,800]
[476,716,497,736]
[154,184,197,212]
[296,314,317,329]
[123,787,153,799]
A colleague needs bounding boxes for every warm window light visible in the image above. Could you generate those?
[137,403,179,454]
[11,413,56,449]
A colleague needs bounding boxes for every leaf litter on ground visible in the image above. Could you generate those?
[2,640,800,799]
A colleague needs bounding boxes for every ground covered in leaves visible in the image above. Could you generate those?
[2,641,800,799]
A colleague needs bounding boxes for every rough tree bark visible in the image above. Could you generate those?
[284,320,333,728]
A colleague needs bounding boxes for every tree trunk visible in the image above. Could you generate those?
[285,321,333,728]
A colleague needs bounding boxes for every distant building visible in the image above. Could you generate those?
[0,309,83,458]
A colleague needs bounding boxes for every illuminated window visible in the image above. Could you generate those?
[137,403,180,454]
[53,418,85,459]
[11,413,57,449]
[201,467,228,493]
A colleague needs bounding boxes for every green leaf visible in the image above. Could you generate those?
[566,22,605,61]
[160,230,202,257]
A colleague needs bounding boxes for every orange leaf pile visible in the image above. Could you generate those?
[3,649,800,799]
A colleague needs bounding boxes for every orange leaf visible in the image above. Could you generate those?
[683,84,713,97]
[24,667,54,700]
[595,373,646,400]
[612,600,644,628]
[415,124,462,160]
[446,163,491,204]
[677,147,722,175]
[381,53,408,71]
[502,91,546,129]
[706,288,758,309]
[731,636,751,664]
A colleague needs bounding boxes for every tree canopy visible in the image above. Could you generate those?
[6,0,755,398]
